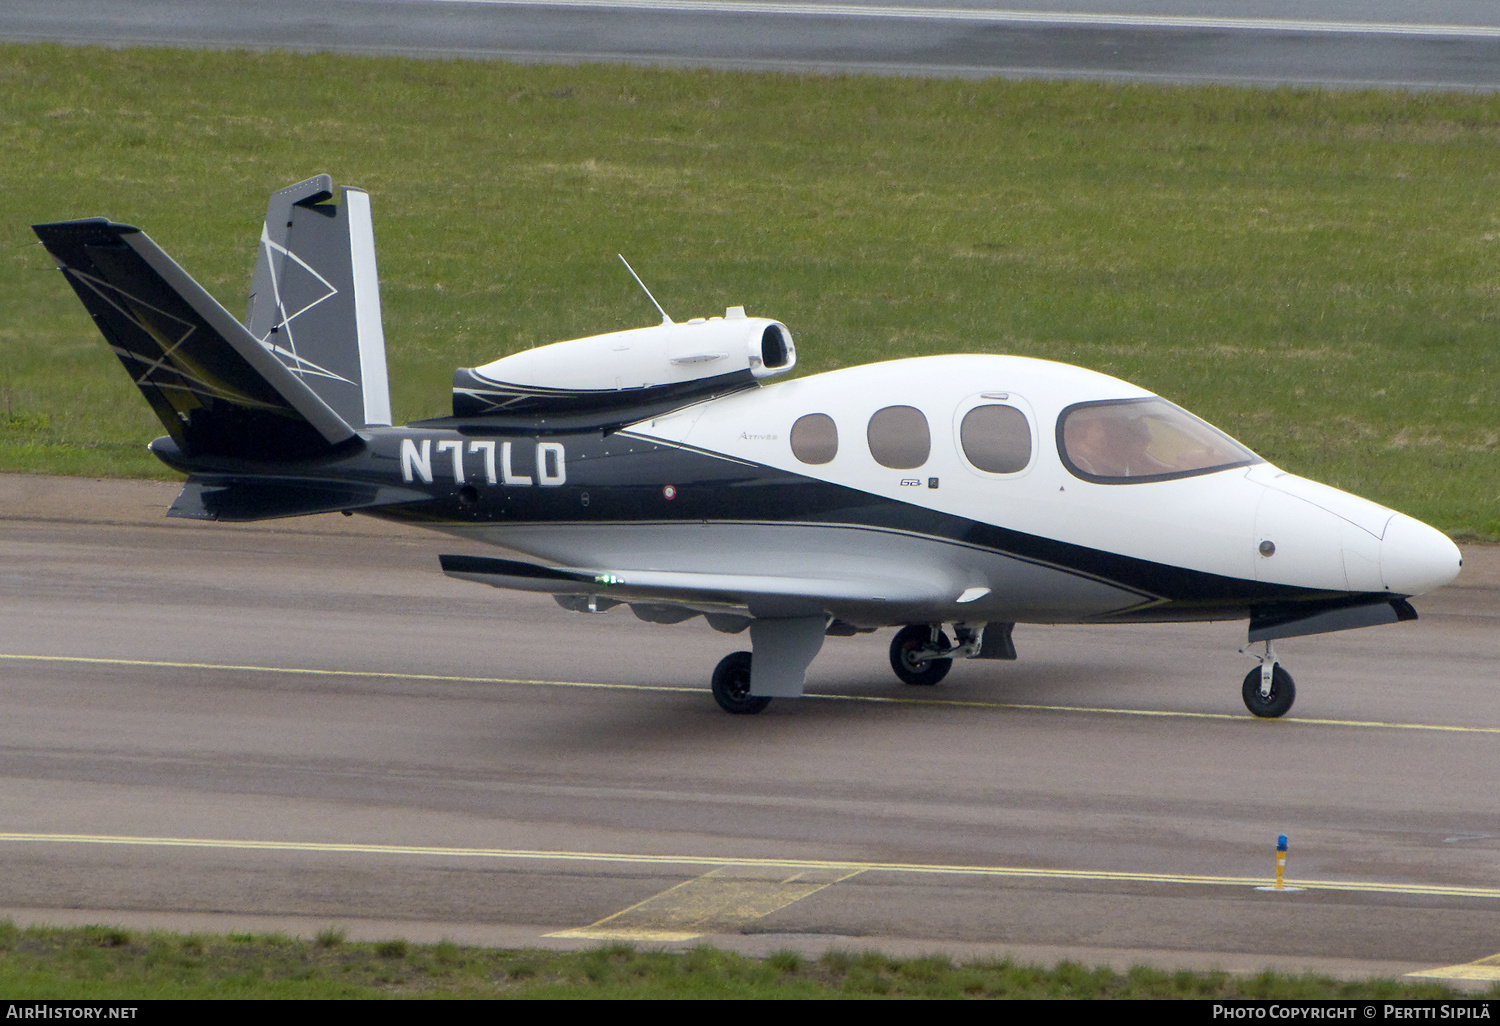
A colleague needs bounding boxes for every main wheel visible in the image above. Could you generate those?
[711,651,771,714]
[1242,664,1296,718]
[890,624,953,686]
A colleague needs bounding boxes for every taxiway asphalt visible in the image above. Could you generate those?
[0,473,1496,978]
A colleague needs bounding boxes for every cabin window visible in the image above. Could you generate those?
[790,413,838,465]
[1058,397,1260,484]
[867,405,931,469]
[960,404,1031,474]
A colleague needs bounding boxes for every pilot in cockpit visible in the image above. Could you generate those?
[1064,409,1176,479]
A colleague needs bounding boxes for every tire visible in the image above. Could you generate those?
[711,651,771,714]
[890,624,953,686]
[1242,664,1296,718]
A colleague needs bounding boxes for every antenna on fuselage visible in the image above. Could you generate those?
[617,254,673,325]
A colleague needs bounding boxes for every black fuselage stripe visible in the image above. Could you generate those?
[177,425,1359,611]
[601,436,1349,606]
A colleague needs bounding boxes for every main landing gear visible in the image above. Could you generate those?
[1241,640,1296,718]
[887,622,1001,686]
[708,616,827,714]
[711,651,771,715]
[889,624,953,686]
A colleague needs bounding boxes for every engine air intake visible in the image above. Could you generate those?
[761,325,790,369]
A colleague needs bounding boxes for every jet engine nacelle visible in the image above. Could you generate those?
[452,308,795,418]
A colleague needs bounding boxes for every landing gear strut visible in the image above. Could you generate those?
[890,624,953,686]
[711,650,771,715]
[1241,640,1296,718]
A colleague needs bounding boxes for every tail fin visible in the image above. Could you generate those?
[246,175,393,429]
[34,217,357,463]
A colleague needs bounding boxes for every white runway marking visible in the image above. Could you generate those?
[424,0,1500,40]
[4,652,1498,734]
[3,832,1498,900]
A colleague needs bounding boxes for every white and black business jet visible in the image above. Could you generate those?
[33,176,1462,716]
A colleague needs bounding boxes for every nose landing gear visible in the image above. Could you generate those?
[1241,640,1296,718]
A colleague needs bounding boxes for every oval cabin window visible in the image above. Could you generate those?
[960,404,1032,474]
[790,413,838,465]
[867,405,931,469]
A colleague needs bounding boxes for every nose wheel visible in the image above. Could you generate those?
[1241,641,1296,718]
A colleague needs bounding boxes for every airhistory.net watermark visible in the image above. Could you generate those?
[5,1006,138,1020]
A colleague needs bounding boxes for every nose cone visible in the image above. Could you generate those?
[1381,513,1462,595]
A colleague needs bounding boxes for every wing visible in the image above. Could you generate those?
[438,553,958,625]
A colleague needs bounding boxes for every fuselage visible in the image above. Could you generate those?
[160,354,1460,631]
[40,194,1462,717]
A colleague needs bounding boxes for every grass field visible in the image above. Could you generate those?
[2,44,1498,536]
[0,922,1489,999]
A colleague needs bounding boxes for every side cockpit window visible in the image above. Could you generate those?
[790,413,838,465]
[1058,397,1259,484]
[960,404,1031,474]
[867,405,931,469]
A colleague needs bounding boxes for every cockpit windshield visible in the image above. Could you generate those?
[1057,397,1260,484]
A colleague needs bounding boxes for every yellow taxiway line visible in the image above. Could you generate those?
[4,652,1499,735]
[544,865,867,941]
[1406,953,1500,981]
[2,832,1499,900]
